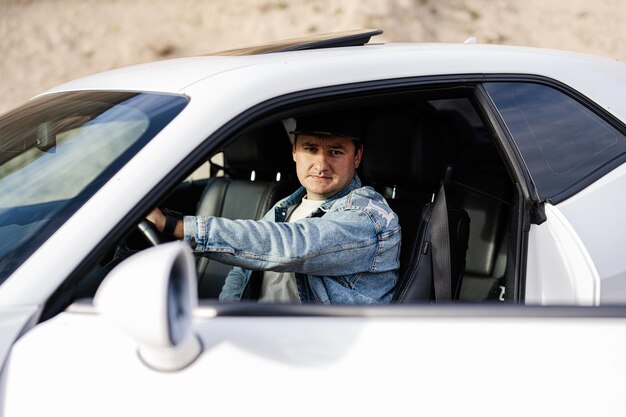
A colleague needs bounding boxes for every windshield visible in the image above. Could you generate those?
[0,91,188,284]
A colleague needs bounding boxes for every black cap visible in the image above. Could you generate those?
[291,111,363,142]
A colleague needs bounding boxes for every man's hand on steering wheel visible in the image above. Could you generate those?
[137,220,162,246]
[146,208,184,240]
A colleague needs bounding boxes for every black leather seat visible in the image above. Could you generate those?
[196,122,296,298]
[438,110,512,301]
[361,108,470,302]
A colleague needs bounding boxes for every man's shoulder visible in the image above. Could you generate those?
[339,186,399,229]
[344,185,378,201]
[347,185,389,205]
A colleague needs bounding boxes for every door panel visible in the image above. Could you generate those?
[525,204,599,305]
[4,306,626,416]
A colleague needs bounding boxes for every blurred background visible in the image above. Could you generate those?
[1,0,625,115]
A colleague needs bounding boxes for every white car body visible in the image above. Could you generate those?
[1,32,626,415]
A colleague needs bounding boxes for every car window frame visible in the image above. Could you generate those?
[44,73,620,320]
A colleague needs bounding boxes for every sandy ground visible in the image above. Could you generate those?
[1,0,625,114]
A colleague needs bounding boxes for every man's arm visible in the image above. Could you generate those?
[184,208,399,276]
[219,267,250,301]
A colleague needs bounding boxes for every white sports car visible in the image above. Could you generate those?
[1,30,626,416]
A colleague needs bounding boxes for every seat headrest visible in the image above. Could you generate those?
[361,109,450,190]
[224,123,294,181]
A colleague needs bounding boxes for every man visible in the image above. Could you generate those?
[148,111,400,304]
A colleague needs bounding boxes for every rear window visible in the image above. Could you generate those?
[485,82,626,202]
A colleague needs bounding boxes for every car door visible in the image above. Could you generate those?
[4,242,626,417]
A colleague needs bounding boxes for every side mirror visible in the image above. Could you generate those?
[94,241,202,371]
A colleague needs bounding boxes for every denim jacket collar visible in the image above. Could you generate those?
[278,174,363,213]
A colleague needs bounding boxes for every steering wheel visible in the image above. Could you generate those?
[137,220,162,246]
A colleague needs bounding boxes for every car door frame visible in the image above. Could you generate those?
[39,72,612,320]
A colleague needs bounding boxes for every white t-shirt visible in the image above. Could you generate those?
[258,197,324,303]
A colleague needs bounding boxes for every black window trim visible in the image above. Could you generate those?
[198,301,626,319]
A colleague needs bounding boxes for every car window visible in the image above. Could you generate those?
[0,91,188,285]
[183,153,224,182]
[484,82,626,203]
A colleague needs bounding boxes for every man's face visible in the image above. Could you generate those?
[292,134,363,201]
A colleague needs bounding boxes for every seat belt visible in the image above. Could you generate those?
[430,182,452,301]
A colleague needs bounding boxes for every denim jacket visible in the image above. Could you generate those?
[183,175,401,304]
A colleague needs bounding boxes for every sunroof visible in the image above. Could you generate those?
[210,29,383,56]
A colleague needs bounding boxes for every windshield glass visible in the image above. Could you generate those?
[0,91,188,284]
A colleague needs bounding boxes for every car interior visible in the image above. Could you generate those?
[43,84,520,320]
[154,86,518,304]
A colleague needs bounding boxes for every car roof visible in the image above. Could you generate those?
[42,42,626,121]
